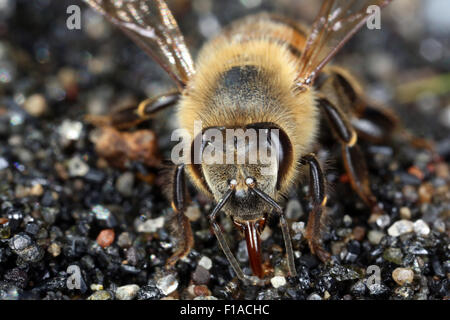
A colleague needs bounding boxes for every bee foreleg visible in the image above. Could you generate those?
[165,164,194,269]
[85,90,180,130]
[301,154,331,263]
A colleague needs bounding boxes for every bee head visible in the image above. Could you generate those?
[193,124,293,278]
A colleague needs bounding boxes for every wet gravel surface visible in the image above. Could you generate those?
[0,0,449,300]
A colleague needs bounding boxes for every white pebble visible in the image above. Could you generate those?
[307,293,322,300]
[291,221,305,234]
[157,274,178,296]
[90,284,103,291]
[23,94,47,117]
[368,230,385,245]
[185,205,201,222]
[0,157,8,170]
[59,120,83,141]
[392,268,414,286]
[115,284,139,300]
[137,216,165,233]
[198,256,212,270]
[270,276,286,288]
[413,219,430,236]
[376,214,391,228]
[433,219,446,233]
[68,156,89,177]
[285,199,303,219]
[343,215,352,226]
[399,207,411,220]
[387,219,414,237]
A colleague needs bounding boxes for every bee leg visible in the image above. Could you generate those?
[318,98,382,214]
[165,164,194,268]
[301,154,331,263]
[352,102,438,156]
[351,104,398,144]
[85,90,180,130]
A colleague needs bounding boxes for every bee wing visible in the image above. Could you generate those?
[296,0,392,87]
[83,0,195,89]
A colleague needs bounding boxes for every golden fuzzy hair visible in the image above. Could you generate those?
[177,33,319,197]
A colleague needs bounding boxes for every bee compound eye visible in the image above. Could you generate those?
[245,177,255,188]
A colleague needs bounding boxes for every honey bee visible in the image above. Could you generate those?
[83,0,397,285]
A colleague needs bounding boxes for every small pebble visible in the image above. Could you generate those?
[68,156,89,177]
[392,268,414,286]
[0,157,9,170]
[29,184,44,197]
[90,284,103,291]
[291,221,305,240]
[399,207,411,220]
[351,280,366,296]
[394,286,414,299]
[387,220,414,237]
[137,217,165,233]
[435,162,449,179]
[270,276,286,288]
[137,284,162,300]
[185,205,201,222]
[156,274,178,295]
[92,205,117,228]
[368,230,385,245]
[117,232,133,248]
[432,219,445,233]
[96,229,115,248]
[413,219,430,236]
[115,284,139,300]
[343,215,352,226]
[307,293,322,300]
[367,283,388,296]
[23,94,47,117]
[402,185,419,203]
[192,265,210,285]
[115,172,134,197]
[291,221,305,232]
[9,233,32,251]
[383,247,404,265]
[285,199,303,219]
[193,285,210,297]
[47,243,61,257]
[418,183,433,203]
[376,214,391,229]
[87,290,112,300]
[59,120,83,142]
[198,256,212,270]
